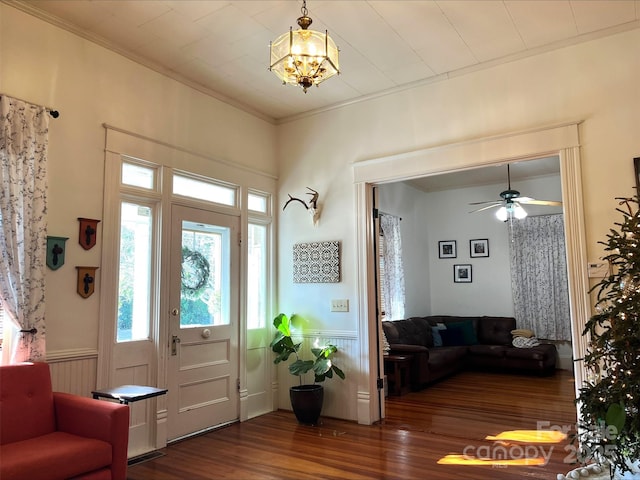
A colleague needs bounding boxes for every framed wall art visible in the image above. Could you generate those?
[439,240,457,259]
[470,239,489,258]
[454,264,472,283]
[293,240,341,283]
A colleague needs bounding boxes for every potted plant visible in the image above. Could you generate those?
[270,313,345,425]
[566,196,640,479]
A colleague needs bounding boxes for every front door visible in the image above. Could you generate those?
[167,204,240,440]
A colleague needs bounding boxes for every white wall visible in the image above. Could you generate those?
[0,5,276,355]
[377,182,432,317]
[425,174,563,316]
[377,173,564,318]
[277,29,639,420]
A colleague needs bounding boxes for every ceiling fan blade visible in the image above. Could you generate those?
[469,199,501,205]
[517,197,562,206]
[469,203,501,213]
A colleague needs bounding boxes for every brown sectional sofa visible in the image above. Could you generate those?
[382,315,557,390]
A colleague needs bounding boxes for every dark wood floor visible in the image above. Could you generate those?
[127,370,577,479]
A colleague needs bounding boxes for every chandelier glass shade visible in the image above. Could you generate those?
[496,202,527,221]
[269,1,340,92]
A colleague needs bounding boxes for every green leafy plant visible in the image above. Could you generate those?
[270,313,345,384]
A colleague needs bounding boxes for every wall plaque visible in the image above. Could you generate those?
[293,241,341,283]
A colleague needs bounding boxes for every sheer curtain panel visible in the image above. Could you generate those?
[509,215,571,341]
[380,214,405,321]
[0,95,49,363]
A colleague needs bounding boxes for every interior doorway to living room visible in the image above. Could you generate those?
[352,122,589,426]
[375,156,574,372]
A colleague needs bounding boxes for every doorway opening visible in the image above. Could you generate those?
[353,123,589,425]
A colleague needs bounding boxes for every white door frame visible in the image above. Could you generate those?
[353,122,590,425]
[99,125,277,452]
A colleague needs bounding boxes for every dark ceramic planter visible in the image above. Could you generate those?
[290,384,324,425]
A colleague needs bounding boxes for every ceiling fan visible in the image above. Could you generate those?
[469,164,562,221]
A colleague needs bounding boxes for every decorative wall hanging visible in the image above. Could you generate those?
[46,236,68,270]
[76,266,98,298]
[438,240,457,259]
[283,187,321,226]
[78,217,100,250]
[181,246,210,298]
[470,239,489,258]
[293,240,340,283]
[453,264,472,283]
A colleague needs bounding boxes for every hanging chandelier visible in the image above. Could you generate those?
[269,0,340,93]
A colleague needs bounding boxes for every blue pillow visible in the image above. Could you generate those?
[440,326,466,346]
[431,326,443,347]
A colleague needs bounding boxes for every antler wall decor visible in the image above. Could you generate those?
[283,187,321,226]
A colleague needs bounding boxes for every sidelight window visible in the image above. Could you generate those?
[116,202,154,342]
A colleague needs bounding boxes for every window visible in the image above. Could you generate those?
[122,161,156,190]
[173,174,237,206]
[378,231,387,320]
[117,202,153,342]
[180,221,230,327]
[247,223,267,329]
[248,192,268,214]
[0,300,4,350]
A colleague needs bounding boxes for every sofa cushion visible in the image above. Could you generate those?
[477,316,515,346]
[428,346,467,368]
[505,344,555,361]
[469,344,508,358]
[0,431,112,480]
[382,318,433,347]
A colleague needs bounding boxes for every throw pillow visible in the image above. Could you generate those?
[431,326,443,347]
[440,326,465,346]
[448,321,478,345]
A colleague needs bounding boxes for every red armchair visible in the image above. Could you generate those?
[0,362,129,480]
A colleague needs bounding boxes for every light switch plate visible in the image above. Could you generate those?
[331,299,349,312]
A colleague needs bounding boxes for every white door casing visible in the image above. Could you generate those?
[353,122,589,425]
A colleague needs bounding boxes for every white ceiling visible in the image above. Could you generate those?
[11,0,640,123]
[407,155,560,192]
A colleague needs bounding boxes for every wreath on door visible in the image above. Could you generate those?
[181,246,210,297]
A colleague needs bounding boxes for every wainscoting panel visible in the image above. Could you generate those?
[47,349,98,397]
[277,333,358,421]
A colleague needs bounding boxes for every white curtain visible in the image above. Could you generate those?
[0,95,49,363]
[509,214,571,341]
[380,214,405,320]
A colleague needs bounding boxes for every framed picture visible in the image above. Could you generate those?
[470,239,489,258]
[454,264,472,283]
[439,240,457,259]
[635,157,640,197]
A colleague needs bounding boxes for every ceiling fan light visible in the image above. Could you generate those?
[495,206,508,222]
[514,204,528,219]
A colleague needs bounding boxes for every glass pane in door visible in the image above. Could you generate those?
[180,221,230,327]
[117,202,152,342]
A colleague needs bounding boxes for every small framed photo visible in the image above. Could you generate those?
[454,264,472,283]
[470,239,489,258]
[439,240,457,259]
[634,157,640,197]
